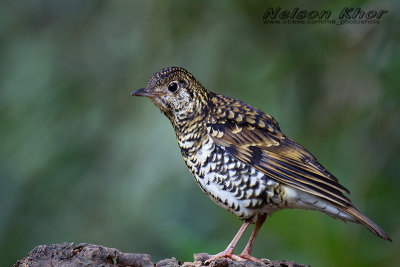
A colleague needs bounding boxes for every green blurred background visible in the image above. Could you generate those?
[1,1,399,266]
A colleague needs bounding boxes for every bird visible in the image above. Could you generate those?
[131,67,391,263]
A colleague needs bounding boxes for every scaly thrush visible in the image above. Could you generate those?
[131,67,391,263]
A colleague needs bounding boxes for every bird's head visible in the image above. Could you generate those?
[132,67,211,122]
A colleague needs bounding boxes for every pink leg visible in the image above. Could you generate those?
[238,214,267,262]
[205,221,251,263]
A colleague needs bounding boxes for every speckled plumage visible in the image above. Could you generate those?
[131,67,391,262]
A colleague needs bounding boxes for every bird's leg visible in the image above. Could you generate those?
[205,221,251,263]
[238,214,267,262]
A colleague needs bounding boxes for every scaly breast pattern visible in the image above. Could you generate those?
[178,131,286,221]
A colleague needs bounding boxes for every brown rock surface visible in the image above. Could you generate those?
[14,243,310,267]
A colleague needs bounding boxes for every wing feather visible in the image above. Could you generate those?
[208,95,351,207]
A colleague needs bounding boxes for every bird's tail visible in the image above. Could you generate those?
[283,186,392,241]
[344,205,392,242]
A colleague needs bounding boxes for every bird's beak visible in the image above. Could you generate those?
[131,88,152,97]
[131,88,165,98]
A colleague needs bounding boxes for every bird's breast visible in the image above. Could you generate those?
[178,133,286,221]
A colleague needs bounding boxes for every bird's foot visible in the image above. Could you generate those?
[238,252,264,263]
[205,250,262,264]
[204,251,243,264]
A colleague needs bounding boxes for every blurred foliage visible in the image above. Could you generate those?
[1,0,399,266]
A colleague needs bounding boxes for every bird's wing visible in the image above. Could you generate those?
[207,95,351,207]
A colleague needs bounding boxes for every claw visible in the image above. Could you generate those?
[205,251,263,264]
[238,252,264,263]
[205,251,242,264]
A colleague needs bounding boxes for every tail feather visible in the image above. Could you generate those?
[283,186,392,241]
[345,206,392,242]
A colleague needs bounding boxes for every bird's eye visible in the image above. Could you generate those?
[168,82,178,93]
